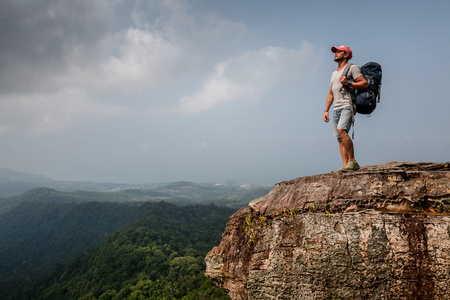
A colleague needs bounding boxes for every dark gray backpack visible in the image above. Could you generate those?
[343,62,382,114]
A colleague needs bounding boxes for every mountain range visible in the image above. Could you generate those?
[0,168,271,299]
[0,168,269,199]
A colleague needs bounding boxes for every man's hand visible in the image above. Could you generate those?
[344,75,368,89]
[323,111,330,122]
[324,87,333,122]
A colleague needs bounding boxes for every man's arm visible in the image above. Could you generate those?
[323,86,333,122]
[340,75,368,89]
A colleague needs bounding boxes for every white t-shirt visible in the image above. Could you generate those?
[330,64,363,110]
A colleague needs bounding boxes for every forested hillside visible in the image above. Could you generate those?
[0,201,139,297]
[0,182,266,299]
[8,202,234,299]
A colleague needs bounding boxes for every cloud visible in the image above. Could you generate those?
[97,28,183,92]
[0,88,125,136]
[0,0,307,137]
[178,63,248,115]
[0,0,186,135]
[178,42,319,114]
[0,0,114,94]
[0,0,188,96]
[0,0,245,97]
[60,27,184,94]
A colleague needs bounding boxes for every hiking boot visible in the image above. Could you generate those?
[343,161,360,171]
[332,166,345,173]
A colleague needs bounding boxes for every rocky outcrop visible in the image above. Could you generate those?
[205,162,450,299]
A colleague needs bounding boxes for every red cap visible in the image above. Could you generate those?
[331,45,352,60]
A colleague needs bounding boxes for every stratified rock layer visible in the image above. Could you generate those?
[205,162,450,300]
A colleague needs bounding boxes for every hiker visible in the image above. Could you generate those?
[323,45,368,172]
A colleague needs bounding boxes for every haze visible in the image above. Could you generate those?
[0,0,448,186]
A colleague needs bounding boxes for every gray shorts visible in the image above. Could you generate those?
[333,107,352,139]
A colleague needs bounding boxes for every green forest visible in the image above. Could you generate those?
[0,183,267,299]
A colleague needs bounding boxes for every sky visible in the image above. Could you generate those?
[0,0,449,186]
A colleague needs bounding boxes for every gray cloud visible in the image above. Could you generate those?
[178,43,321,114]
[0,0,113,94]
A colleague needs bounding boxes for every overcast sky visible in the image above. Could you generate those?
[0,0,448,186]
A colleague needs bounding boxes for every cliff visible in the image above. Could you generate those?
[205,162,450,300]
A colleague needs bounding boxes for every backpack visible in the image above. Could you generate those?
[343,62,382,115]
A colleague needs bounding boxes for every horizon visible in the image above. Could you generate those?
[0,167,271,187]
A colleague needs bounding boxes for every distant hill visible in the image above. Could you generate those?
[0,169,271,216]
[0,168,54,197]
[0,169,271,200]
[0,168,142,197]
[0,168,52,183]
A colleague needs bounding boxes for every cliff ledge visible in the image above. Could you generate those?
[205,162,450,300]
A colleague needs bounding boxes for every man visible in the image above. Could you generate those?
[323,45,368,172]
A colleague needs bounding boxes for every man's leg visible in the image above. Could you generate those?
[337,137,350,167]
[337,129,355,164]
[333,108,359,171]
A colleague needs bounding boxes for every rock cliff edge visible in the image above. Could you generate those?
[205,162,450,300]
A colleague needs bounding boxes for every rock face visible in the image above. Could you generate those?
[205,162,450,299]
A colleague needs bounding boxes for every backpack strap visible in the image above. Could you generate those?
[342,63,353,78]
[341,63,356,120]
[341,63,356,139]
